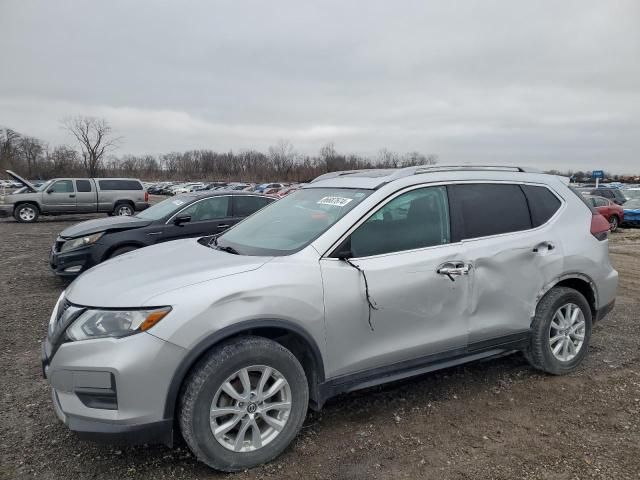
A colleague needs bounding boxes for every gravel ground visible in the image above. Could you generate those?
[1,209,639,480]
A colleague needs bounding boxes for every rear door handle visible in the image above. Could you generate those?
[437,262,471,282]
[533,241,555,253]
[217,224,230,229]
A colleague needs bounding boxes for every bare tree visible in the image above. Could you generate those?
[268,139,296,178]
[18,136,43,177]
[0,128,21,171]
[62,116,121,176]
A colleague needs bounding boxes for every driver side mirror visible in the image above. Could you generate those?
[46,188,53,194]
[174,215,191,226]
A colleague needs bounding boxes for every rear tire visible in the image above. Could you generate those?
[14,203,39,223]
[113,203,134,216]
[609,215,619,232]
[526,287,592,375]
[179,336,309,472]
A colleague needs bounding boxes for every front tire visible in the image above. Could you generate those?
[179,336,309,472]
[14,203,39,223]
[526,287,592,375]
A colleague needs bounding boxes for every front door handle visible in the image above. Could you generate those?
[217,224,230,229]
[69,194,76,198]
[437,262,471,282]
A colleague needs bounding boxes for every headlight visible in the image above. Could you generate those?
[60,232,104,252]
[66,307,172,341]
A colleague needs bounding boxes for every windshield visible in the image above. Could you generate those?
[218,188,371,255]
[35,180,53,192]
[624,198,640,209]
[136,196,190,220]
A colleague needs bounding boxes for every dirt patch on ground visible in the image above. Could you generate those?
[1,212,639,480]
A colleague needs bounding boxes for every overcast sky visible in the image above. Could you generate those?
[1,0,639,173]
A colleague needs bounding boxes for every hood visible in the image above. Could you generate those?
[60,216,153,238]
[64,238,272,307]
[6,170,37,192]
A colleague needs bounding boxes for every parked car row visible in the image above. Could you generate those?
[40,165,618,472]
[145,180,306,197]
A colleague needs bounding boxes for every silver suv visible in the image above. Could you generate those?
[42,166,618,471]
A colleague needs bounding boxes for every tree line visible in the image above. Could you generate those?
[0,117,437,182]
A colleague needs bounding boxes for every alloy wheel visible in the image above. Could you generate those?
[19,207,36,221]
[209,365,292,453]
[549,303,586,362]
[116,205,133,216]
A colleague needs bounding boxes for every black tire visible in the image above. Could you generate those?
[14,203,39,223]
[609,215,619,232]
[526,287,592,375]
[113,202,134,216]
[179,336,309,472]
[108,245,139,259]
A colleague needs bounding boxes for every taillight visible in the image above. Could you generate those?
[590,213,609,241]
[144,191,149,202]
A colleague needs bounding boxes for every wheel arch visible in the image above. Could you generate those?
[533,273,598,321]
[163,318,326,421]
[14,200,41,213]
[102,241,147,261]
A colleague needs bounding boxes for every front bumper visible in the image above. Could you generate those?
[42,330,186,447]
[49,244,98,277]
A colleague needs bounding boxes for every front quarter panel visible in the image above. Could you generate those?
[144,248,327,363]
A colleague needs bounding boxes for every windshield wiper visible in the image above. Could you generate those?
[216,245,240,255]
[206,234,240,254]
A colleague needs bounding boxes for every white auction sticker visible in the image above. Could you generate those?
[317,196,353,207]
[172,199,185,206]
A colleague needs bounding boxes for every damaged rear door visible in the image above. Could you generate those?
[320,185,470,378]
[448,183,565,347]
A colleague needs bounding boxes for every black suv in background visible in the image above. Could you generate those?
[49,192,274,277]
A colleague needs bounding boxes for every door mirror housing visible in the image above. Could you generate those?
[174,215,191,226]
[46,188,53,194]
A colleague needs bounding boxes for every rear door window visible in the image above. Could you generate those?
[76,180,92,192]
[232,196,273,217]
[98,180,143,191]
[448,184,532,240]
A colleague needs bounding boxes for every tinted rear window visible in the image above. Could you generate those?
[76,179,92,192]
[232,196,273,217]
[98,180,143,191]
[449,184,532,240]
[521,185,562,227]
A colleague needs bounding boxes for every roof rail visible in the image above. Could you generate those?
[386,164,541,182]
[310,165,542,185]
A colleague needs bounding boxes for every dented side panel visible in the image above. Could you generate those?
[320,244,470,378]
[462,225,565,344]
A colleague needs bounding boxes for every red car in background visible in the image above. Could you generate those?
[585,195,624,232]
